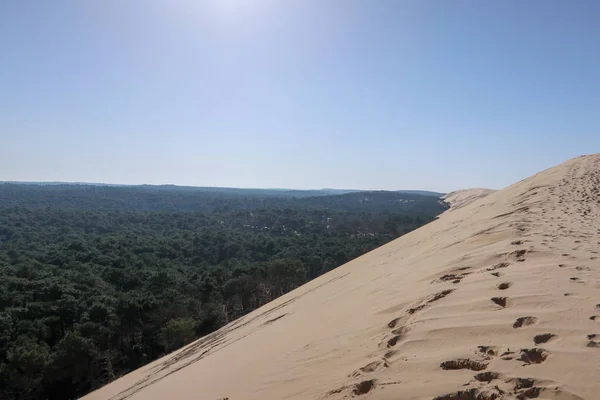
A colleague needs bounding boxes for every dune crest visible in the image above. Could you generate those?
[443,188,496,210]
[84,155,600,400]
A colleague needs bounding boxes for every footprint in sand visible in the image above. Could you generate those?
[382,320,410,348]
[350,361,387,377]
[440,359,488,371]
[386,335,402,348]
[432,388,494,400]
[476,345,501,357]
[429,290,455,303]
[487,262,510,272]
[509,377,535,390]
[586,334,600,348]
[387,317,403,329]
[533,333,556,345]
[507,378,585,400]
[407,304,427,314]
[519,348,548,365]
[383,349,398,360]
[352,379,376,395]
[473,371,500,383]
[433,375,583,400]
[513,316,538,328]
[477,345,515,360]
[407,290,454,314]
[391,326,409,336]
[434,272,471,284]
[491,297,508,308]
[327,379,380,397]
[511,249,528,262]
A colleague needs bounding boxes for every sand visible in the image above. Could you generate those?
[442,188,496,210]
[83,154,600,400]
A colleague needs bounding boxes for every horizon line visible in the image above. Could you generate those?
[0,180,448,194]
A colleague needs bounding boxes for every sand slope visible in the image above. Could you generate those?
[84,155,600,400]
[442,188,496,210]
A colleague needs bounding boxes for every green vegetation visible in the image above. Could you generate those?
[0,183,447,399]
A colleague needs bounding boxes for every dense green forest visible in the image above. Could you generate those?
[0,184,447,399]
[0,184,444,213]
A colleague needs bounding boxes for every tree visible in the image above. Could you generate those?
[1,336,50,399]
[43,332,99,399]
[160,317,196,352]
[266,259,306,297]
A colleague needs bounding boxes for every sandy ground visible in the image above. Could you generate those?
[83,154,600,400]
[442,188,496,210]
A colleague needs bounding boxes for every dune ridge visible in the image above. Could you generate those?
[442,188,496,210]
[84,154,600,400]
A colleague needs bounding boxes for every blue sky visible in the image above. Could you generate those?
[1,1,599,192]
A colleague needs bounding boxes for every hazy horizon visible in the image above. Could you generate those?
[1,179,448,194]
[2,1,599,192]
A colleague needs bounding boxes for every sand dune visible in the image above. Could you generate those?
[83,155,600,400]
[442,188,496,210]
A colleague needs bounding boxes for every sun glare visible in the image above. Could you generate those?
[193,0,275,24]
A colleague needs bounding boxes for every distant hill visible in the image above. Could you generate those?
[0,182,444,199]
[0,183,446,213]
[295,191,446,215]
[396,190,445,197]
